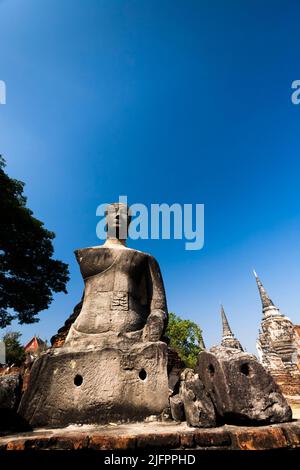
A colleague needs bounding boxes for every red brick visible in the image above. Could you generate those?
[136,433,180,448]
[179,433,195,448]
[88,434,136,450]
[232,427,288,450]
[194,429,231,448]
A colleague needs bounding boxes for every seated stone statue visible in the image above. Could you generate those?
[65,203,168,348]
[18,203,169,427]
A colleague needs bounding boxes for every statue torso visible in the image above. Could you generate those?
[70,247,151,337]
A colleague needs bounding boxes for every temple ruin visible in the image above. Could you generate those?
[255,271,300,400]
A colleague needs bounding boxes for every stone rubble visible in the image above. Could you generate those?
[197,346,292,425]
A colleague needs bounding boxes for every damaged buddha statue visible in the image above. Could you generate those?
[65,203,167,347]
[18,203,170,427]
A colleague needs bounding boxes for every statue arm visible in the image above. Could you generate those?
[143,255,168,342]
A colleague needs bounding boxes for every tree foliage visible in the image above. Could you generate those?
[2,331,25,366]
[0,156,69,328]
[166,312,203,369]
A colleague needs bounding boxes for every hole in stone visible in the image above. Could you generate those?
[240,363,250,376]
[139,369,147,380]
[74,374,83,386]
[208,364,215,377]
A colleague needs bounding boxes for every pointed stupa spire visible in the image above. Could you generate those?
[221,304,234,338]
[253,270,281,317]
[220,305,243,350]
[199,335,206,350]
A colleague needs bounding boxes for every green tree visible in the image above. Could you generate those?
[166,312,204,369]
[0,156,69,328]
[2,331,25,366]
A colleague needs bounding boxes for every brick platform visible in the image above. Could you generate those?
[1,420,300,451]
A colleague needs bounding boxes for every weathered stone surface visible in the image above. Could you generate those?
[18,203,170,427]
[136,432,180,448]
[197,347,292,425]
[167,347,185,393]
[88,434,135,450]
[230,426,288,450]
[179,369,216,428]
[0,373,29,432]
[179,432,195,447]
[220,305,243,351]
[281,420,300,447]
[295,325,300,366]
[194,428,232,448]
[170,395,185,422]
[0,373,21,409]
[18,341,169,427]
[1,421,300,450]
[257,313,300,397]
[255,272,300,397]
[160,406,172,422]
[65,235,168,349]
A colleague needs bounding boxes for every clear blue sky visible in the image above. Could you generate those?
[0,0,300,353]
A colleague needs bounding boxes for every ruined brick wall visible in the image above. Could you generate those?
[50,299,83,347]
[257,319,300,399]
[294,325,300,372]
[270,324,300,398]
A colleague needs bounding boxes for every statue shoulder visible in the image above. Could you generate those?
[74,246,161,269]
[128,249,159,264]
[143,252,163,273]
[74,246,99,262]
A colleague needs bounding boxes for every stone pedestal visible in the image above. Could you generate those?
[1,420,300,451]
[18,341,169,428]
